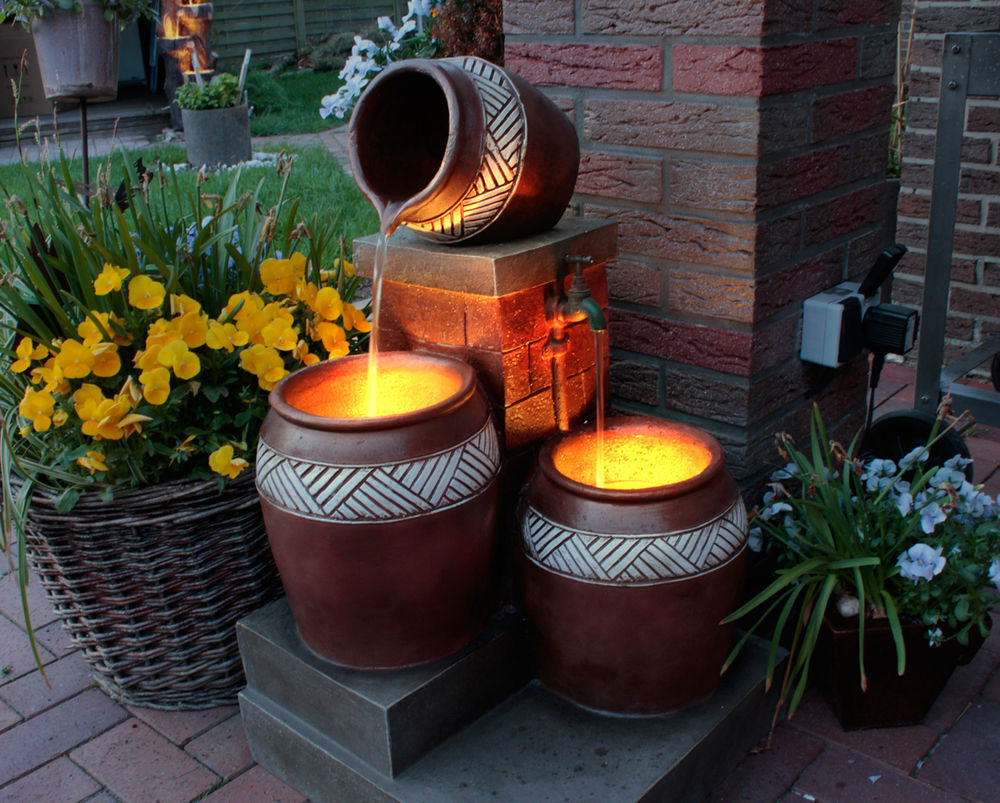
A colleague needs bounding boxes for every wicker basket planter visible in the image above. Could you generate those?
[23,473,281,709]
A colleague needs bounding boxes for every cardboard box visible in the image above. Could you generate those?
[0,23,53,118]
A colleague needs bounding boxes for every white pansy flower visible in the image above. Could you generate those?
[896,543,946,583]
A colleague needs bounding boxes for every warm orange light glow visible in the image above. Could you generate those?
[285,356,463,419]
[553,427,713,489]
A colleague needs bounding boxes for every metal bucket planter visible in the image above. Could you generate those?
[255,351,502,669]
[181,104,252,168]
[30,0,118,102]
[518,417,749,715]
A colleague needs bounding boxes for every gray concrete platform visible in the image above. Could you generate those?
[239,598,777,802]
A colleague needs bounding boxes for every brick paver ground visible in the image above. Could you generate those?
[0,120,999,801]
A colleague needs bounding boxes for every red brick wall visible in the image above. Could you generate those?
[895,0,1000,370]
[504,0,901,485]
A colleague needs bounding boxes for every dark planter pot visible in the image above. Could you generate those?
[255,352,502,669]
[518,417,749,715]
[815,613,988,730]
[30,0,118,101]
[181,104,252,168]
[349,56,579,243]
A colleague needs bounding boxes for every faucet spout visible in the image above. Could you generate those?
[559,272,607,331]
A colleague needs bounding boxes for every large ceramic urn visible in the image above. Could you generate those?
[256,351,502,669]
[518,417,748,715]
[349,56,579,243]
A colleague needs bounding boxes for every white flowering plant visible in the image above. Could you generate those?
[318,0,442,121]
[723,404,999,719]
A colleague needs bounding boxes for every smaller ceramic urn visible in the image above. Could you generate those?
[518,417,749,715]
[256,352,502,669]
[349,56,579,243]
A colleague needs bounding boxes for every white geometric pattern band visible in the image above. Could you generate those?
[408,57,526,242]
[522,498,747,584]
[256,419,501,523]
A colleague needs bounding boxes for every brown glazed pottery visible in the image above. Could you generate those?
[349,56,579,243]
[814,613,989,730]
[255,351,502,669]
[518,416,748,715]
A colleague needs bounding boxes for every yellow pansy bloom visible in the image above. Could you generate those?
[19,387,55,432]
[293,340,320,367]
[119,412,152,437]
[205,321,249,352]
[157,340,201,380]
[52,410,68,427]
[77,450,109,473]
[208,444,249,479]
[31,359,68,394]
[139,366,171,405]
[311,286,344,322]
[93,263,129,296]
[295,280,318,306]
[127,275,166,310]
[90,343,121,378]
[73,385,130,440]
[314,321,349,357]
[224,291,264,321]
[261,319,298,352]
[169,293,202,316]
[260,255,304,296]
[77,311,113,346]
[11,337,47,372]
[341,302,371,333]
[172,311,209,348]
[54,339,95,379]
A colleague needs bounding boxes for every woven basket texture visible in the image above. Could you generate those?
[24,473,282,709]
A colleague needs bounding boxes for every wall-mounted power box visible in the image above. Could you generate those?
[800,282,867,367]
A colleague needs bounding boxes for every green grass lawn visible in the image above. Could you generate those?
[247,70,345,138]
[0,143,378,256]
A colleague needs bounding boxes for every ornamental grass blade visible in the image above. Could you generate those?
[721,556,828,624]
[720,590,788,676]
[853,565,868,691]
[881,590,907,676]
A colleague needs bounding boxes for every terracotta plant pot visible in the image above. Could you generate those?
[255,351,502,669]
[814,613,989,730]
[518,417,748,715]
[349,56,579,243]
[181,104,252,168]
[31,0,119,101]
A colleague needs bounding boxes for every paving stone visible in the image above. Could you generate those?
[0,615,55,687]
[0,699,21,733]
[33,621,77,659]
[80,792,117,803]
[0,569,59,630]
[70,719,219,803]
[791,743,960,802]
[0,689,127,786]
[202,766,307,803]
[789,691,940,773]
[0,756,101,802]
[918,699,1000,800]
[185,714,254,778]
[125,704,238,746]
[707,720,825,802]
[0,652,93,718]
[923,639,1000,733]
[983,666,1000,703]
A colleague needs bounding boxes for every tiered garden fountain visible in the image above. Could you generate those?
[239,56,775,801]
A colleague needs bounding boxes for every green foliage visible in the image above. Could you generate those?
[724,405,1000,723]
[244,71,290,116]
[4,0,154,27]
[251,72,346,137]
[175,73,243,111]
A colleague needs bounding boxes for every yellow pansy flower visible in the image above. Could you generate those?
[169,293,202,316]
[19,387,55,432]
[260,255,304,296]
[293,340,320,367]
[118,412,152,437]
[172,311,209,348]
[53,339,95,379]
[139,366,171,405]
[261,319,298,352]
[30,359,68,394]
[73,385,130,440]
[93,263,129,296]
[78,311,113,346]
[77,450,109,474]
[310,286,343,322]
[157,340,201,380]
[11,337,47,372]
[314,321,349,358]
[205,321,249,352]
[208,444,249,479]
[127,275,166,310]
[295,280,318,306]
[341,302,371,333]
[90,343,121,378]
[52,410,68,427]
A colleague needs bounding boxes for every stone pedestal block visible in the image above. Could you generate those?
[354,218,617,451]
[239,597,779,802]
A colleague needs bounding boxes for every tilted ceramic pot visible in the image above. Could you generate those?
[518,417,748,715]
[349,56,579,244]
[256,351,502,669]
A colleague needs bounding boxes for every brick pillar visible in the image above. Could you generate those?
[504,0,901,488]
[895,1,1000,371]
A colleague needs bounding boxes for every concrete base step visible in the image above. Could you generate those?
[238,598,778,802]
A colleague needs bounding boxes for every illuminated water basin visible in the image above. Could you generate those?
[552,421,714,490]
